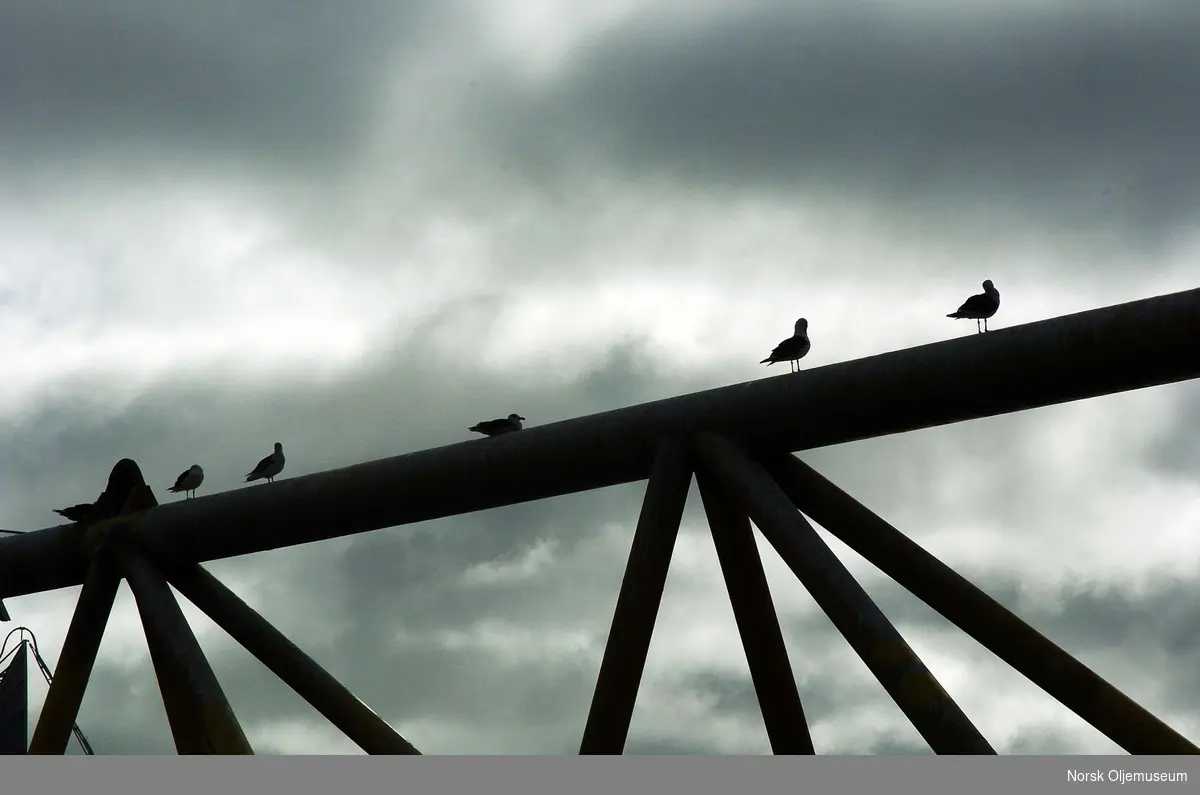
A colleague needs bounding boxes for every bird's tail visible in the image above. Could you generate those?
[760,358,773,365]
[946,312,960,318]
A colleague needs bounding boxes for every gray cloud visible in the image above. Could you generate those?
[475,2,1200,256]
[0,1,448,185]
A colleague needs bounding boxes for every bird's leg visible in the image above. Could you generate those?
[976,319,981,334]
[984,318,989,332]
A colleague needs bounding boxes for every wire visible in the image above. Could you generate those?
[1,625,95,754]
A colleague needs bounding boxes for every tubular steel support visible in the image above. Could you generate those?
[4,287,1199,600]
[694,434,995,754]
[580,440,693,754]
[116,545,253,754]
[162,561,420,755]
[696,470,815,755]
[763,452,1200,755]
[27,558,121,754]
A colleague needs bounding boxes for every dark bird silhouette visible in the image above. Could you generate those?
[245,443,285,483]
[168,464,204,499]
[947,279,1000,333]
[760,318,811,373]
[469,413,526,437]
[53,458,148,525]
[53,504,95,523]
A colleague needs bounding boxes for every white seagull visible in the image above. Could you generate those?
[245,442,285,483]
[760,318,811,373]
[469,414,526,437]
[947,279,1000,333]
[168,464,205,499]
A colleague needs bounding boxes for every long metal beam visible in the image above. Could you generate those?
[580,441,692,754]
[3,287,1198,599]
[694,434,995,754]
[764,452,1200,754]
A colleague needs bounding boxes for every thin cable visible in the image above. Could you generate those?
[0,625,95,754]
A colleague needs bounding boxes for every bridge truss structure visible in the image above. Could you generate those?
[1,287,1198,754]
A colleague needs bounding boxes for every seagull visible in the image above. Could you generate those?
[168,464,205,499]
[245,442,285,484]
[947,279,1000,333]
[469,414,526,437]
[53,504,95,523]
[53,458,148,525]
[760,318,812,373]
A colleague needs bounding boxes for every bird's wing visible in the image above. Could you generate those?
[171,470,190,490]
[956,293,988,314]
[249,453,275,474]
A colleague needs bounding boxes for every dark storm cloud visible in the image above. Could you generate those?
[477,2,1200,252]
[0,1,449,181]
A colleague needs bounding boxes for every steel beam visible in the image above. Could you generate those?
[163,561,420,755]
[764,452,1200,754]
[116,546,253,754]
[694,434,995,754]
[3,287,1199,600]
[580,441,693,754]
[27,558,121,754]
[696,469,815,754]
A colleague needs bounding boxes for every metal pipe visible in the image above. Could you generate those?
[695,469,815,755]
[162,561,420,755]
[3,287,1199,599]
[27,558,121,754]
[694,433,995,754]
[115,545,253,754]
[764,452,1200,754]
[580,440,693,754]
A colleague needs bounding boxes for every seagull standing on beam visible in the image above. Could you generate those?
[947,279,1000,333]
[760,318,811,373]
[245,442,285,484]
[167,464,204,499]
[53,458,148,525]
[469,414,526,437]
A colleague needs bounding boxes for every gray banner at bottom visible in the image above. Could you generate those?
[0,756,1195,794]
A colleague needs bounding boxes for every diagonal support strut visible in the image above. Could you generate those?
[696,469,815,754]
[27,558,121,754]
[763,452,1200,755]
[163,560,420,755]
[115,544,253,754]
[580,440,693,754]
[694,433,995,754]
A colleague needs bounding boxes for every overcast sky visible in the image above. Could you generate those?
[2,0,1199,754]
